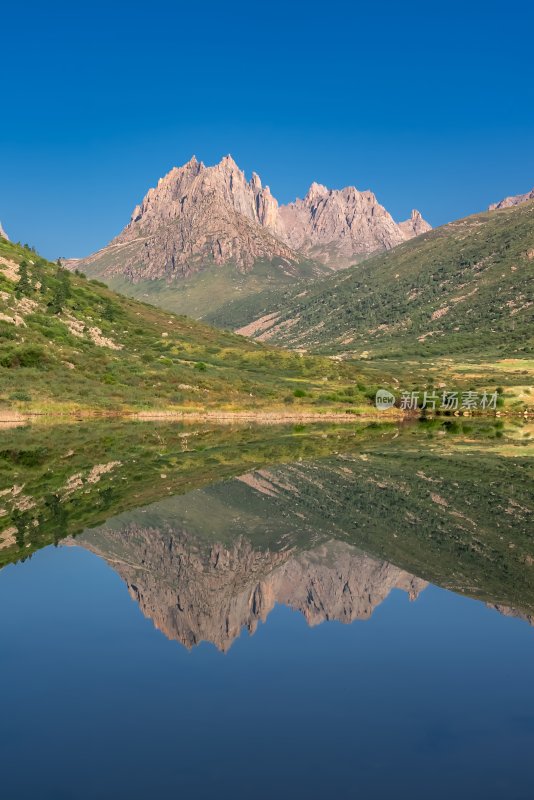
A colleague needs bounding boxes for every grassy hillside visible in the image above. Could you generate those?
[208,202,534,360]
[71,254,328,320]
[0,238,368,415]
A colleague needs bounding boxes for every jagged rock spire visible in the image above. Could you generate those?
[398,208,432,240]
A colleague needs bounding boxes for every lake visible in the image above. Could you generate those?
[0,419,533,799]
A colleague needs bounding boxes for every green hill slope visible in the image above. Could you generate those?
[103,257,326,320]
[0,238,367,415]
[208,201,534,360]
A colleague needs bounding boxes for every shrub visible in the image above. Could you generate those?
[0,346,48,369]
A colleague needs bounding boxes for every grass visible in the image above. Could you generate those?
[0,419,407,566]
[106,258,326,320]
[0,238,372,416]
[350,355,534,413]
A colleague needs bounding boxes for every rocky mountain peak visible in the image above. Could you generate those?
[75,524,428,652]
[70,154,431,282]
[489,187,534,211]
[96,154,300,280]
[181,154,201,171]
[0,220,8,241]
[398,208,432,240]
[220,153,238,167]
[277,180,409,268]
[305,181,329,202]
[250,171,262,192]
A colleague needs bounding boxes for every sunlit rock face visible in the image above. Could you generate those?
[398,209,432,241]
[277,184,429,268]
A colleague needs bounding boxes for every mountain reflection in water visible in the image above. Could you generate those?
[67,435,534,649]
[72,530,427,651]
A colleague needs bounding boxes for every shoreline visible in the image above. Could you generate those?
[0,407,529,427]
[0,408,406,426]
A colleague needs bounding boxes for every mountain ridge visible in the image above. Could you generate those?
[74,528,426,651]
[489,186,534,211]
[209,200,534,361]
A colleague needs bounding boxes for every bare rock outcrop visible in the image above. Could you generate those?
[0,221,9,241]
[72,156,303,282]
[398,209,432,240]
[487,603,534,626]
[489,187,534,211]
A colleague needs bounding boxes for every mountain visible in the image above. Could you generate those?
[489,186,534,210]
[209,200,534,360]
[0,221,8,241]
[66,155,430,317]
[0,235,367,417]
[398,209,432,240]
[72,156,305,281]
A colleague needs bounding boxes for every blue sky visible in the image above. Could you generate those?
[2,0,533,259]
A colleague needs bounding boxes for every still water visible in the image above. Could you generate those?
[0,420,532,799]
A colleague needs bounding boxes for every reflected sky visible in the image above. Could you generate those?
[1,544,534,800]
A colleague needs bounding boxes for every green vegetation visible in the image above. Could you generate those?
[106,257,326,320]
[0,239,369,415]
[208,202,534,361]
[0,420,404,566]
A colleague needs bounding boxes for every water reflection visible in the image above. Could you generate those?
[1,419,533,631]
[73,530,427,650]
[68,428,534,648]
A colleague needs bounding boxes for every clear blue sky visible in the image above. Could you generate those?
[2,0,533,259]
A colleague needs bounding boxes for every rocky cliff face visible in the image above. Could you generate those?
[0,221,9,241]
[276,184,429,268]
[69,155,430,279]
[74,156,301,281]
[489,187,534,211]
[74,525,427,651]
